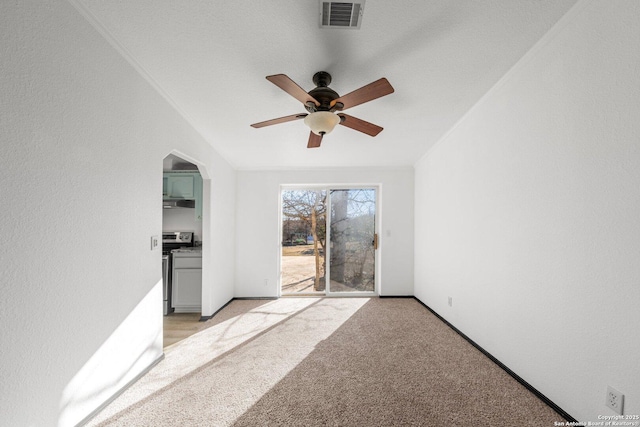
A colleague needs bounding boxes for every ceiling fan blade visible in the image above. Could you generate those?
[266,74,320,107]
[307,131,323,148]
[338,114,383,136]
[250,113,307,128]
[331,78,394,110]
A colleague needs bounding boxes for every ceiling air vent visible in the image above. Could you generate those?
[320,1,365,29]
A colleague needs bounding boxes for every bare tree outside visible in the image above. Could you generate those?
[281,188,376,294]
[281,190,326,292]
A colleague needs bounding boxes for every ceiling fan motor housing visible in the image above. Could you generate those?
[306,71,342,113]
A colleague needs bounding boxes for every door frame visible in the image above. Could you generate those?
[163,150,212,316]
[278,184,381,298]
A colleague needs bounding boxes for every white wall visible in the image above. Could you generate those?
[163,208,203,242]
[203,165,237,315]
[0,1,235,426]
[235,168,414,297]
[414,0,640,421]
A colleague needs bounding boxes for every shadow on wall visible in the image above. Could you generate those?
[58,281,164,427]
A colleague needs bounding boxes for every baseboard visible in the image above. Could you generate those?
[413,296,577,423]
[199,297,278,321]
[76,353,165,427]
[200,297,234,321]
[379,295,414,298]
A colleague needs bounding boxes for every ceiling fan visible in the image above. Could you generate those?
[250,71,394,148]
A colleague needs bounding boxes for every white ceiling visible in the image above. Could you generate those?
[71,0,578,170]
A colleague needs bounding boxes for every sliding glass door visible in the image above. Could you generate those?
[280,187,377,296]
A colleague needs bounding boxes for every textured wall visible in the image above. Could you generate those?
[0,1,235,425]
[414,0,640,421]
[235,168,414,297]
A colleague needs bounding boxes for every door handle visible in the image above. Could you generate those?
[373,233,378,250]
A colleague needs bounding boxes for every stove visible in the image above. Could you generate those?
[162,231,195,315]
[162,231,195,254]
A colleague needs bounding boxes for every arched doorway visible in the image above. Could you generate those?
[162,152,209,347]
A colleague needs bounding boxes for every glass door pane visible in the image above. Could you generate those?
[281,189,327,294]
[329,189,376,293]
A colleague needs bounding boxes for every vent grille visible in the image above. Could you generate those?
[320,1,365,29]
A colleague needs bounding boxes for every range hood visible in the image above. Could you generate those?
[163,199,195,209]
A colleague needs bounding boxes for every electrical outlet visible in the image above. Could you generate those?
[606,386,624,415]
[150,235,159,251]
[448,296,453,307]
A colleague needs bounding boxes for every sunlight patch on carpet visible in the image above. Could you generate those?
[88,297,367,425]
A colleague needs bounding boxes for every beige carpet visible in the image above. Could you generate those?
[89,298,563,426]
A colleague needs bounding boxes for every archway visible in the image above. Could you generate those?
[162,151,211,347]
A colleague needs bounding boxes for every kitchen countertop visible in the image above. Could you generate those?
[171,247,202,254]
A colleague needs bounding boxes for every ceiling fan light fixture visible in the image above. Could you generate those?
[304,111,340,135]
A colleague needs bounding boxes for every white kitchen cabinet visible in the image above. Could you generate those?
[171,252,202,313]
